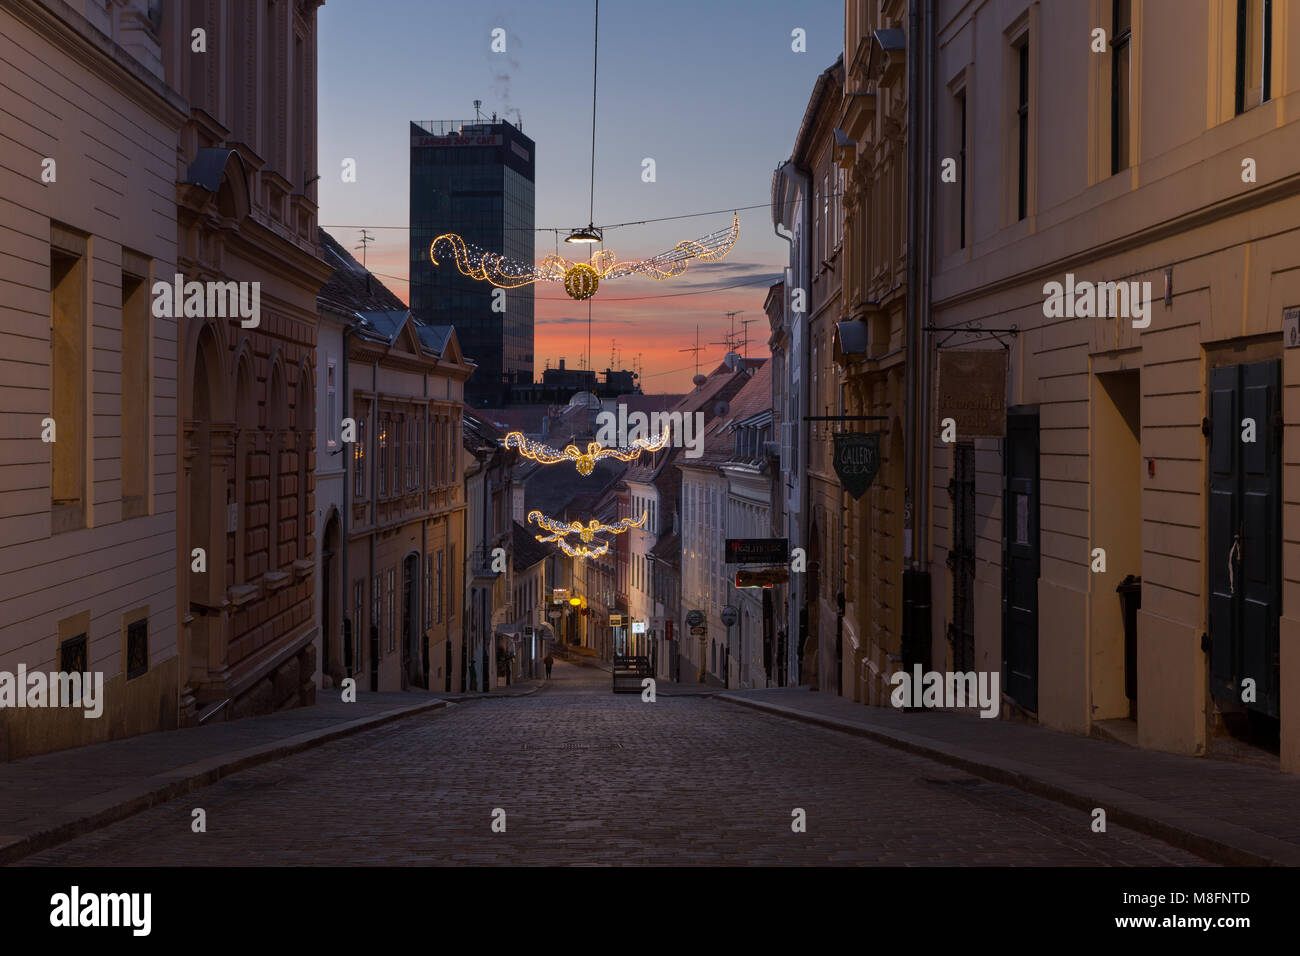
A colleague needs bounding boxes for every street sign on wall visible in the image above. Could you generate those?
[832,432,881,500]
[725,538,789,564]
[936,349,1008,438]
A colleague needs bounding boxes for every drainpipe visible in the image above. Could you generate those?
[341,321,353,681]
[902,0,934,674]
[773,160,810,686]
[369,358,378,691]
[918,0,936,599]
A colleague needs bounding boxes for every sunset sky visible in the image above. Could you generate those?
[318,0,842,394]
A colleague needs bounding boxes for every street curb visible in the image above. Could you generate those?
[715,694,1300,867]
[0,697,452,866]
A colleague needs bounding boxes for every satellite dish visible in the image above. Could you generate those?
[714,400,730,417]
[724,351,742,369]
[692,373,707,388]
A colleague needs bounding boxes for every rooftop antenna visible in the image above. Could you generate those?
[609,339,617,370]
[679,324,705,381]
[739,317,758,361]
[355,228,375,269]
[473,99,482,122]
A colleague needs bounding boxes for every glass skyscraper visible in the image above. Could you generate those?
[410,118,535,406]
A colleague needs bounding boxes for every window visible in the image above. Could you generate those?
[1016,40,1030,220]
[1235,0,1272,114]
[434,416,444,489]
[372,572,382,647]
[436,549,444,622]
[386,567,396,652]
[378,415,389,496]
[353,579,364,669]
[956,88,968,248]
[424,553,432,628]
[326,359,337,448]
[394,414,405,495]
[121,254,151,519]
[448,545,455,618]
[50,227,88,532]
[126,616,148,679]
[354,416,366,497]
[415,410,424,488]
[823,173,830,258]
[1111,0,1132,174]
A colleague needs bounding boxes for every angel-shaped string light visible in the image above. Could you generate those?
[503,428,669,476]
[430,214,740,301]
[527,509,646,544]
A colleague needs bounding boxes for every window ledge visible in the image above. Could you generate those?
[293,558,313,579]
[264,571,292,592]
[228,583,260,607]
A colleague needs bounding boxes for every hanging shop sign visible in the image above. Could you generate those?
[833,432,881,500]
[725,538,789,564]
[686,609,705,628]
[690,625,707,636]
[631,621,647,634]
[936,349,1008,439]
[720,606,739,628]
[609,614,624,626]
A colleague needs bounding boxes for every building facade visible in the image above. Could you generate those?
[0,0,187,757]
[928,0,1300,772]
[346,310,470,693]
[409,117,536,406]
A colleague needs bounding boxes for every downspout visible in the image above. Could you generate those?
[368,357,378,691]
[341,321,353,680]
[904,0,921,570]
[420,364,428,691]
[919,0,936,590]
[772,163,809,687]
[902,0,931,674]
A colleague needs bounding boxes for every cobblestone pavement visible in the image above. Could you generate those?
[21,661,1209,866]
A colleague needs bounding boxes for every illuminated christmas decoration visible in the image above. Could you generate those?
[430,214,740,301]
[503,428,669,476]
[527,509,646,543]
[555,539,610,560]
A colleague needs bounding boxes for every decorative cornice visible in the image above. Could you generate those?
[1,0,188,128]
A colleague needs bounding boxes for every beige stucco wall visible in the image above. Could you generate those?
[931,0,1300,770]
[0,1,186,756]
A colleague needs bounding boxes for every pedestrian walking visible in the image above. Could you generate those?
[544,653,554,679]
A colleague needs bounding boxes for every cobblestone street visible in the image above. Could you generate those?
[21,662,1208,866]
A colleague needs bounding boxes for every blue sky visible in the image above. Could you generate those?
[318,0,842,389]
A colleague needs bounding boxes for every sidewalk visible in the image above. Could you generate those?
[0,683,536,864]
[716,687,1300,866]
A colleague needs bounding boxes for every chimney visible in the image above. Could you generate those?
[559,358,566,370]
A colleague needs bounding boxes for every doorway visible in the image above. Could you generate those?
[949,442,976,673]
[1003,409,1040,712]
[1209,359,1281,734]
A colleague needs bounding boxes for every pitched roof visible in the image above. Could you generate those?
[687,361,774,466]
[318,228,408,315]
[623,359,768,484]
[512,521,551,571]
